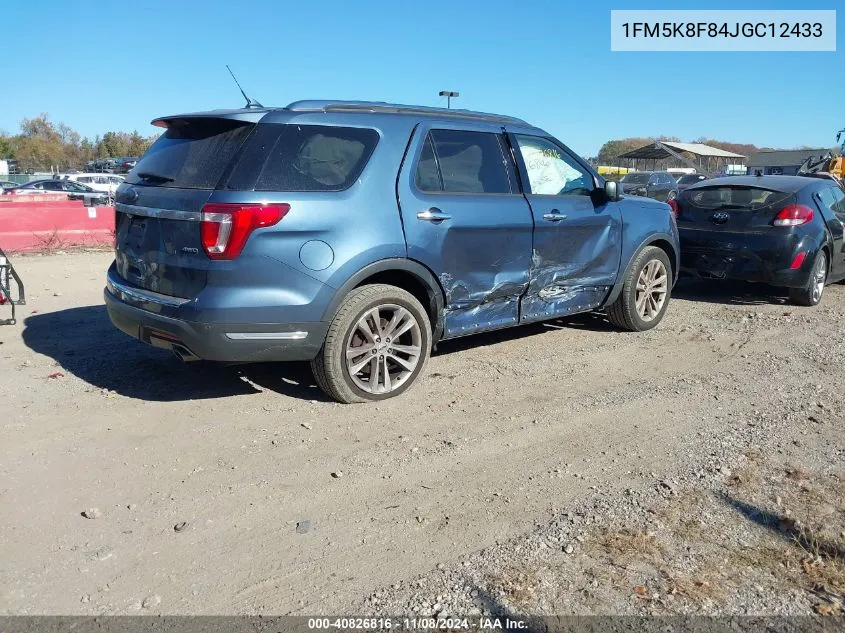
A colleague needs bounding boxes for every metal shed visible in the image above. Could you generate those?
[616,141,746,176]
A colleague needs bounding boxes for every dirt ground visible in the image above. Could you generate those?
[1,251,843,616]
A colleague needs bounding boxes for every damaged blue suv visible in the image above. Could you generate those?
[105,101,679,403]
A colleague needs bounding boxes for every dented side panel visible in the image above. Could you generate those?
[396,121,534,339]
[520,193,623,322]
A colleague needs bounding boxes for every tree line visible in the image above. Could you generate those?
[0,114,159,172]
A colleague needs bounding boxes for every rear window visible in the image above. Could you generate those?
[678,174,705,184]
[621,173,650,184]
[126,118,255,189]
[685,186,791,209]
[225,124,379,192]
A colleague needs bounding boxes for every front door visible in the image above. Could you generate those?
[507,132,622,322]
[397,123,534,338]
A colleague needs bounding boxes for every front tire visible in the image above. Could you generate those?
[311,284,432,404]
[789,250,827,307]
[607,246,672,331]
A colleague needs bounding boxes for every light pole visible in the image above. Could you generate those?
[439,90,459,109]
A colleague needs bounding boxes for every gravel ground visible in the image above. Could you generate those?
[0,251,843,616]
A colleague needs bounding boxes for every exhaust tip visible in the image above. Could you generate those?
[172,343,200,363]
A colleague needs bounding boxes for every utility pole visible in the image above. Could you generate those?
[439,91,459,109]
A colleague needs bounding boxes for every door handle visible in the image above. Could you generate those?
[542,211,567,222]
[417,208,451,222]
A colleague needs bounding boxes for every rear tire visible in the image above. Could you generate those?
[311,284,432,404]
[607,246,672,332]
[789,250,827,307]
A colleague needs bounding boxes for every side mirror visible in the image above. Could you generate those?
[604,180,620,201]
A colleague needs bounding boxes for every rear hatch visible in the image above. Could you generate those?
[677,184,796,270]
[113,116,258,298]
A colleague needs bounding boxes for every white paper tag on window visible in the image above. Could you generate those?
[88,207,97,218]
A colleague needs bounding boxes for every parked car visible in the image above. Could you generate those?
[0,180,18,192]
[2,179,109,205]
[63,173,124,195]
[114,157,138,174]
[619,171,679,201]
[675,173,708,192]
[104,100,680,403]
[675,175,845,306]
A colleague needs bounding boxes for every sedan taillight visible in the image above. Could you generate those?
[773,204,814,227]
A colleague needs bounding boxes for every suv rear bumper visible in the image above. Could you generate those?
[104,286,328,363]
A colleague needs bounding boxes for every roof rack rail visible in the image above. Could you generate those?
[284,100,530,126]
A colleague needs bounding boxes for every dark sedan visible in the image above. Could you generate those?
[619,171,678,202]
[675,175,845,306]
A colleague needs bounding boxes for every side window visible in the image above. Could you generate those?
[78,177,90,183]
[830,188,845,216]
[819,187,845,218]
[414,134,443,192]
[514,135,592,196]
[428,129,511,194]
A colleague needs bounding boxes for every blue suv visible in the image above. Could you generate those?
[105,101,679,403]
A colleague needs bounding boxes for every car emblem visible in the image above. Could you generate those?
[711,211,730,224]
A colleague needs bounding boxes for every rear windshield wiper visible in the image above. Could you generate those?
[136,171,175,183]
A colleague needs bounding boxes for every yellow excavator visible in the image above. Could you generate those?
[797,128,844,184]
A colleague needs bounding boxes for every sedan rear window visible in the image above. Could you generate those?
[225,124,379,192]
[686,186,791,210]
[126,118,255,189]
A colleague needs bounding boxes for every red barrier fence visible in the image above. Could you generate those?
[0,197,115,252]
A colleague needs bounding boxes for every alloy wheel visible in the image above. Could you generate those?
[635,259,668,322]
[812,252,827,304]
[345,304,422,394]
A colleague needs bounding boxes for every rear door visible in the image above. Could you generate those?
[114,116,257,298]
[396,122,533,338]
[508,132,622,321]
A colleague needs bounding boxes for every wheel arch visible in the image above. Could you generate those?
[604,234,679,307]
[321,259,446,342]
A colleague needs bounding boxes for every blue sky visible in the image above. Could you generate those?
[2,0,842,156]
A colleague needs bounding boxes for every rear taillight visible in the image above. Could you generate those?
[668,198,679,219]
[773,204,814,227]
[200,203,289,260]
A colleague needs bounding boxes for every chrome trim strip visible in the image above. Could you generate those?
[225,332,308,341]
[106,278,191,307]
[115,203,201,222]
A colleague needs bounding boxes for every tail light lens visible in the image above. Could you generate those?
[200,203,289,260]
[668,198,679,219]
[773,204,814,227]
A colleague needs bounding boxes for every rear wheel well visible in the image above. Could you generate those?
[354,270,442,334]
[649,239,677,278]
[820,244,831,272]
